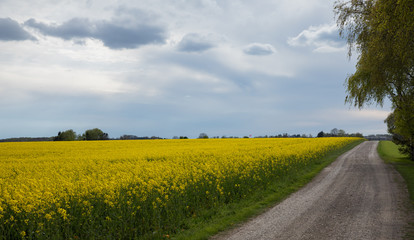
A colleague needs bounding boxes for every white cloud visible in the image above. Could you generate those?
[345,109,391,121]
[288,23,345,52]
[0,65,128,98]
[313,45,346,53]
[315,109,390,122]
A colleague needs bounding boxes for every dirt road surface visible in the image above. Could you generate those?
[212,141,411,240]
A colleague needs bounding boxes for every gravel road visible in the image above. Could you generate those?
[212,141,411,240]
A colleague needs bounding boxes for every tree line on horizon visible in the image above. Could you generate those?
[0,128,367,142]
[317,128,363,138]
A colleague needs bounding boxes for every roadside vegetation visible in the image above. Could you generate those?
[378,141,414,203]
[378,140,414,238]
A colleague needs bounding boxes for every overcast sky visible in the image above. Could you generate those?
[0,0,391,139]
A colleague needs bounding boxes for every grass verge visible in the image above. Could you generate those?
[377,141,414,239]
[172,139,364,240]
[378,141,414,203]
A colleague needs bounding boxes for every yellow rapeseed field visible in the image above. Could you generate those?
[0,137,360,239]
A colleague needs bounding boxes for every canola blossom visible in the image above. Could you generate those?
[0,138,360,239]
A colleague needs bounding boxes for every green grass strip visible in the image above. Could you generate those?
[377,141,414,203]
[377,141,414,239]
[172,139,364,240]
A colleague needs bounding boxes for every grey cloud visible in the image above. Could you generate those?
[177,33,216,53]
[25,18,93,40]
[24,17,166,49]
[95,22,165,49]
[243,43,276,56]
[0,18,36,41]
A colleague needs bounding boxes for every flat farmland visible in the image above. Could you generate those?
[0,138,360,239]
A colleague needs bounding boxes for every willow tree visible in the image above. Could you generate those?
[334,0,414,160]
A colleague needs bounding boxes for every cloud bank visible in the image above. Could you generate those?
[0,0,389,139]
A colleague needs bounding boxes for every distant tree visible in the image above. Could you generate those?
[317,131,325,138]
[83,128,109,140]
[338,129,346,137]
[198,133,209,139]
[120,135,139,140]
[331,128,339,136]
[179,136,188,139]
[355,133,364,138]
[54,129,77,141]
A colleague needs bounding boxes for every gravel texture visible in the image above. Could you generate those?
[212,141,411,240]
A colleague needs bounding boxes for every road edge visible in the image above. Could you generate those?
[174,139,365,240]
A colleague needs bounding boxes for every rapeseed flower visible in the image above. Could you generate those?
[0,137,360,239]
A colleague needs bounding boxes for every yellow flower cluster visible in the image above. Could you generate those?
[0,137,359,239]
